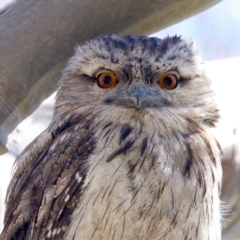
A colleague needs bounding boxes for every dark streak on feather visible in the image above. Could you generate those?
[140,137,148,156]
[127,159,139,176]
[183,142,194,177]
[139,156,147,171]
[119,124,133,144]
[211,168,215,185]
[106,139,136,162]
[185,202,193,220]
[103,122,113,131]
[170,209,179,226]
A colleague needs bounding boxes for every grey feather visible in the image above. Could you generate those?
[0,34,222,240]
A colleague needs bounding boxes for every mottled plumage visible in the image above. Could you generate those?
[0,34,222,240]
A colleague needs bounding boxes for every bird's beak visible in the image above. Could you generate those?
[105,84,165,108]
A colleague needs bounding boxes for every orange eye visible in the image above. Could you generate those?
[97,72,117,88]
[158,73,178,89]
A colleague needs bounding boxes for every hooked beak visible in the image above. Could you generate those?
[105,84,167,108]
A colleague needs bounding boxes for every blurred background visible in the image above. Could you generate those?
[0,0,240,238]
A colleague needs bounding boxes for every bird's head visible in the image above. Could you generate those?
[55,34,219,130]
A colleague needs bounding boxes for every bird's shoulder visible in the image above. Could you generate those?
[1,115,96,240]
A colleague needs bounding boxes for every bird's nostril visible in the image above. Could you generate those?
[129,84,148,97]
[128,84,158,98]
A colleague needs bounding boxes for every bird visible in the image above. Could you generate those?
[0,34,222,240]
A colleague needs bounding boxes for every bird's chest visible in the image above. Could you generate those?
[64,124,217,240]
